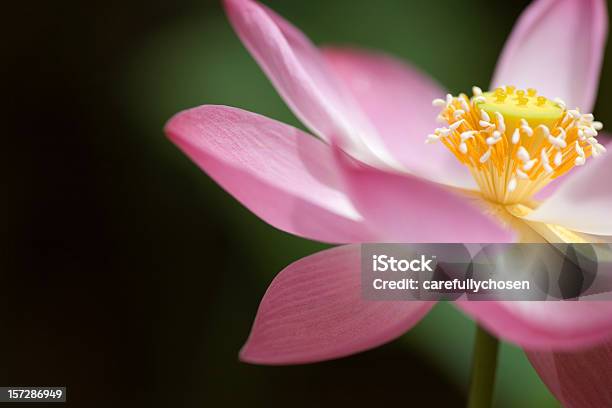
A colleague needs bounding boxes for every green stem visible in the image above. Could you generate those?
[467,324,500,408]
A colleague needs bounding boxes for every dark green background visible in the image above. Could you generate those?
[4,0,611,406]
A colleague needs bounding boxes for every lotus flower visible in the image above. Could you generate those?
[165,0,612,405]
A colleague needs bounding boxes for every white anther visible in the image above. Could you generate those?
[461,131,477,141]
[459,142,468,154]
[554,151,563,167]
[446,94,453,105]
[578,129,585,140]
[541,149,550,164]
[517,146,530,162]
[479,120,494,128]
[521,120,534,137]
[480,110,490,122]
[436,114,446,123]
[494,112,505,133]
[487,136,501,145]
[568,110,581,119]
[453,110,465,119]
[511,128,521,144]
[536,125,550,137]
[554,98,567,109]
[426,134,440,143]
[593,121,604,131]
[523,159,538,171]
[575,156,586,166]
[582,113,595,122]
[521,126,533,137]
[449,119,464,130]
[575,141,585,157]
[480,148,492,163]
[508,177,518,192]
[472,86,483,96]
[583,127,598,137]
[460,98,470,112]
[543,162,554,174]
[548,135,567,149]
[432,98,446,107]
[556,127,567,140]
[473,96,486,104]
[436,127,451,136]
[516,169,529,180]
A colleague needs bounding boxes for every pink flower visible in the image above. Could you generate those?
[165,0,612,405]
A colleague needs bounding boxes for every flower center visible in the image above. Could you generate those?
[427,86,606,205]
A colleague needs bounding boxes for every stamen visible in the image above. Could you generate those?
[427,86,606,204]
[575,141,585,157]
[521,120,534,137]
[481,110,490,122]
[516,169,529,179]
[554,98,567,109]
[511,128,520,144]
[554,151,563,167]
[480,148,492,163]
[508,177,518,192]
[541,149,554,174]
[486,136,501,145]
[517,146,530,162]
[426,134,440,143]
[523,159,538,171]
[449,119,464,130]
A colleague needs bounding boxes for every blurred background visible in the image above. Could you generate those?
[4,0,612,406]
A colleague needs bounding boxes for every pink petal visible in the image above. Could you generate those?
[456,301,612,350]
[223,0,398,169]
[533,135,612,201]
[524,142,612,236]
[322,47,476,190]
[165,105,376,243]
[527,339,612,408]
[240,245,434,365]
[492,0,608,112]
[334,148,514,243]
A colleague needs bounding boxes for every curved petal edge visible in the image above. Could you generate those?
[240,245,434,365]
[524,142,612,237]
[165,105,376,243]
[321,47,477,190]
[456,301,612,351]
[492,0,608,112]
[527,339,612,408]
